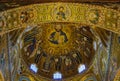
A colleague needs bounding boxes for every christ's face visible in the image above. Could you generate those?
[59,7,64,12]
[55,25,62,32]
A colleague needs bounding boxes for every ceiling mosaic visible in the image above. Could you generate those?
[0,2,120,81]
[20,23,96,79]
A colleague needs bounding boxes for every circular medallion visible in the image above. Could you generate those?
[19,7,37,24]
[86,9,103,25]
[51,4,71,21]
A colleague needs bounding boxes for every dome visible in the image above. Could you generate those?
[20,23,95,79]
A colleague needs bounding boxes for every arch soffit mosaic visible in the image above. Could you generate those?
[0,3,119,35]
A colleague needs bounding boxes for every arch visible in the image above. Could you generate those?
[0,3,119,35]
[19,76,31,81]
